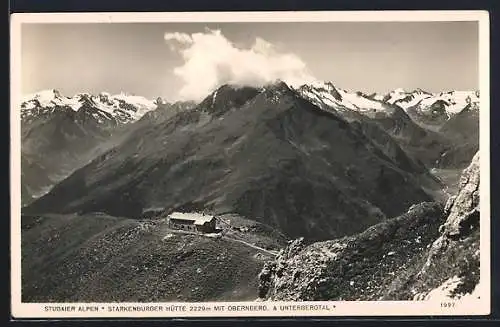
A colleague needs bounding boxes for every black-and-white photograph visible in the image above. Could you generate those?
[11,11,489,317]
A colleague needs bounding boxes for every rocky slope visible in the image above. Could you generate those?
[21,213,278,302]
[258,152,480,301]
[24,82,439,241]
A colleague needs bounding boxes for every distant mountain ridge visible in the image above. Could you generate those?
[385,88,479,112]
[383,88,479,127]
[22,85,478,126]
[21,89,158,125]
[295,83,479,121]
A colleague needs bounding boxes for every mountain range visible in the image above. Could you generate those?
[21,82,479,238]
[19,80,481,302]
[21,89,157,125]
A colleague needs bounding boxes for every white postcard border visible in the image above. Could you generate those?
[10,10,491,318]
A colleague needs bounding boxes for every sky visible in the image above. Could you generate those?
[21,21,479,102]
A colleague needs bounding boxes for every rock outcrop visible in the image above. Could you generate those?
[441,152,480,238]
[412,152,480,300]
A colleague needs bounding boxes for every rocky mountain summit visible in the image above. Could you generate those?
[258,152,480,301]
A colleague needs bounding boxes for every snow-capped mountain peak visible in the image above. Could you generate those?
[293,81,479,122]
[22,89,66,108]
[384,88,479,119]
[295,81,396,118]
[21,90,158,124]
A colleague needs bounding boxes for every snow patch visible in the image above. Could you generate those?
[414,276,481,301]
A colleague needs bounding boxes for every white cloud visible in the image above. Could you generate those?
[164,29,317,101]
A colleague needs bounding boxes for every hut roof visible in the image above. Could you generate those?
[168,212,215,225]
